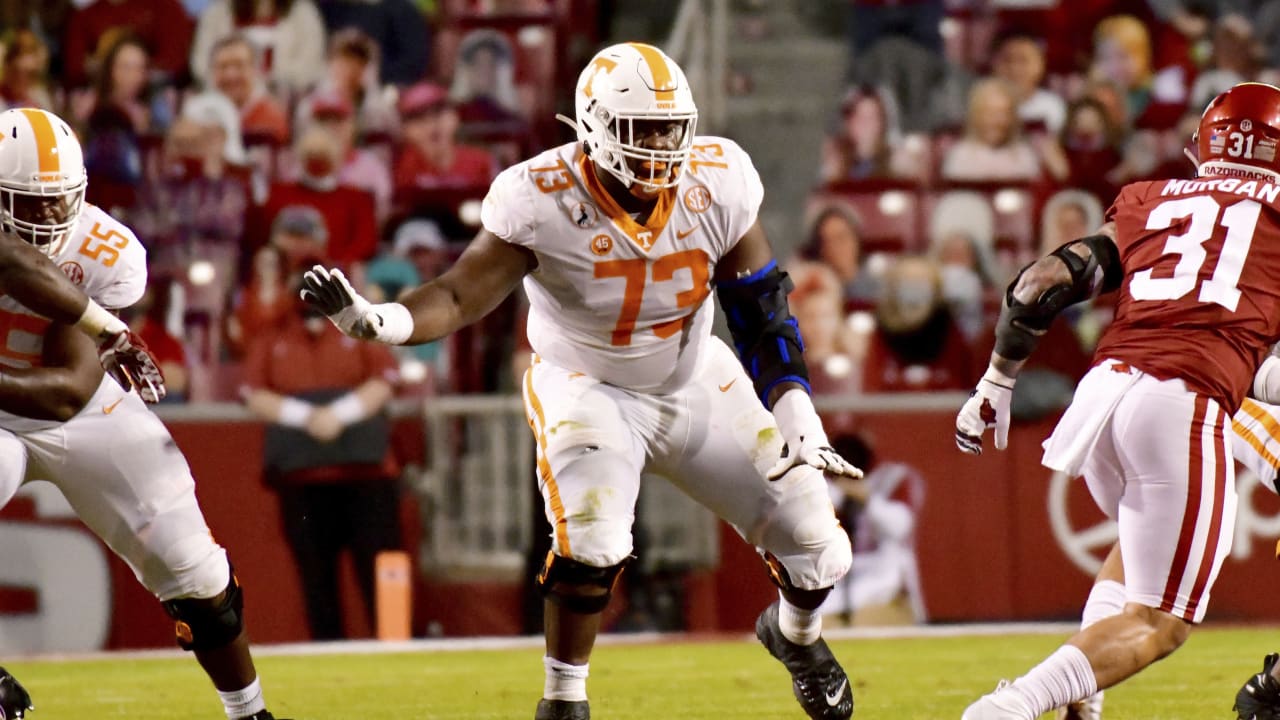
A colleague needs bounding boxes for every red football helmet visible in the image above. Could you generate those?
[1193,82,1280,180]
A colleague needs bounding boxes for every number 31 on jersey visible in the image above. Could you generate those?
[1130,196,1260,312]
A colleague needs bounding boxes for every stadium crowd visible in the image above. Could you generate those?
[0,0,1265,415]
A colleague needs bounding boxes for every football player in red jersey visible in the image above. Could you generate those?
[955,82,1280,720]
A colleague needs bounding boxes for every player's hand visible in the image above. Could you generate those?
[767,432,863,480]
[0,665,34,719]
[300,265,381,340]
[306,407,344,443]
[766,389,863,481]
[955,366,1015,455]
[97,329,166,403]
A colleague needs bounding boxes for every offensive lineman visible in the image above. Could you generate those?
[955,82,1280,720]
[304,43,860,720]
[0,108,286,720]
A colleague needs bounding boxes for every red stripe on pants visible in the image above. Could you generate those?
[1183,403,1226,621]
[1159,396,1209,615]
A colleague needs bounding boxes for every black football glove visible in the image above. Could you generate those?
[0,666,34,719]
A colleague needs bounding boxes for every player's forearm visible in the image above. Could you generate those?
[0,367,99,422]
[0,238,91,326]
[244,388,314,428]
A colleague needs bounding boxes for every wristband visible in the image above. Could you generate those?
[277,397,314,428]
[771,388,828,444]
[328,392,366,426]
[981,365,1017,389]
[371,302,414,345]
[75,300,127,338]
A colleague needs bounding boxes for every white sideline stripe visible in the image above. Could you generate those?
[19,622,1080,663]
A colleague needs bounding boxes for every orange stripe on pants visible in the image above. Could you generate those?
[523,368,571,556]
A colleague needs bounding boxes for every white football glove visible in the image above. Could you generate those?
[767,389,864,480]
[955,366,1016,455]
[300,265,413,344]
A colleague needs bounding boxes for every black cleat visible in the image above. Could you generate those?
[756,602,853,720]
[0,666,33,719]
[535,699,589,719]
[237,712,291,720]
[1236,653,1280,720]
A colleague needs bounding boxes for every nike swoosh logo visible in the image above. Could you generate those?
[676,225,700,239]
[103,398,123,415]
[718,379,736,392]
[826,679,848,706]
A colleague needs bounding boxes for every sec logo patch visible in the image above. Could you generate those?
[590,234,613,256]
[684,185,712,213]
[60,261,84,285]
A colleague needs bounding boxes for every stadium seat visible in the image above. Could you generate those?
[815,179,925,255]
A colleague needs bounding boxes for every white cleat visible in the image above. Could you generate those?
[961,680,1033,720]
[1056,691,1103,720]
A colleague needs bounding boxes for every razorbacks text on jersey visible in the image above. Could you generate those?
[0,203,145,430]
[1093,176,1280,411]
[481,136,763,393]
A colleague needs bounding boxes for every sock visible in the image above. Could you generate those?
[778,592,822,646]
[217,677,265,720]
[1081,579,1126,629]
[1005,646,1099,718]
[543,656,589,702]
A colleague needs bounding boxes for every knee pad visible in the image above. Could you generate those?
[161,567,244,652]
[536,551,631,614]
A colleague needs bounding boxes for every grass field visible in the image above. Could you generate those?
[6,625,1272,719]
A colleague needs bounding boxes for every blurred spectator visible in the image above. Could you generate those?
[0,2,71,63]
[291,90,393,222]
[314,0,429,87]
[788,261,862,398]
[0,29,53,110]
[393,81,496,192]
[208,33,290,143]
[450,29,525,127]
[820,433,926,625]
[259,126,378,263]
[819,85,913,183]
[269,204,328,272]
[126,280,190,402]
[1188,14,1263,111]
[62,0,193,88]
[226,216,320,356]
[941,77,1065,183]
[79,34,158,209]
[295,28,398,137]
[1060,96,1125,202]
[1040,189,1103,252]
[129,92,250,278]
[862,256,973,392]
[927,191,997,340]
[365,218,448,379]
[796,200,879,309]
[990,31,1065,135]
[242,288,401,640]
[1090,15,1169,126]
[190,0,326,95]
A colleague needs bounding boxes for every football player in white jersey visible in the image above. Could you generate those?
[0,108,286,720]
[304,43,861,720]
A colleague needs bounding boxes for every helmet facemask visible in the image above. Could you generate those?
[0,180,85,257]
[586,102,697,192]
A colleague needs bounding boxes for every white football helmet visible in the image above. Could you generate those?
[0,108,87,257]
[560,42,697,191]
